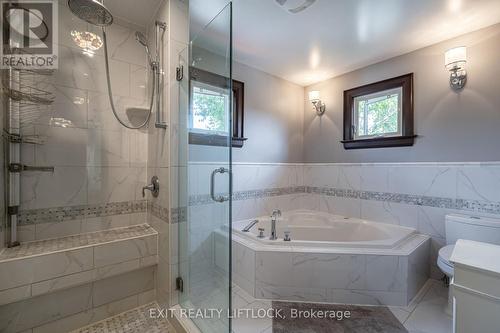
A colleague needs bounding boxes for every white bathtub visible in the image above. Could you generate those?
[222,210,430,306]
[233,210,417,249]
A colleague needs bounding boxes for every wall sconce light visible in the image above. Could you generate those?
[445,46,467,90]
[309,90,325,115]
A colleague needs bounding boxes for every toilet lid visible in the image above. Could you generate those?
[438,245,455,267]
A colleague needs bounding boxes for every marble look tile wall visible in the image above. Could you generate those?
[16,3,150,241]
[0,267,155,333]
[227,234,430,306]
[304,163,500,278]
[0,224,157,332]
[189,162,500,280]
[0,225,157,301]
[189,163,306,221]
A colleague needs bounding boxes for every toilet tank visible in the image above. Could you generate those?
[446,214,500,245]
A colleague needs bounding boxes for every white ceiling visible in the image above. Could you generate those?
[191,0,500,86]
[106,0,162,28]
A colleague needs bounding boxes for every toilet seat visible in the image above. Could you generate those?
[437,245,455,277]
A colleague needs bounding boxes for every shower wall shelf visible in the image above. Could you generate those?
[3,132,46,145]
[1,68,55,105]
[3,67,55,248]
[8,163,54,173]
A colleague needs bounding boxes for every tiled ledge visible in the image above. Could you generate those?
[0,224,156,262]
[0,224,158,306]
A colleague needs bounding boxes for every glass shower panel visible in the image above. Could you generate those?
[177,3,233,333]
[1,70,6,249]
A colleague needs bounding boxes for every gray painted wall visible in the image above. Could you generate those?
[190,23,500,164]
[189,60,305,163]
[304,23,500,163]
[233,62,304,163]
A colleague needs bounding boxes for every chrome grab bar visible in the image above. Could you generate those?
[242,219,259,232]
[210,167,230,203]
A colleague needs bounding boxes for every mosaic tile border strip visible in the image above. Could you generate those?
[170,206,187,224]
[306,187,456,209]
[18,186,500,226]
[189,186,306,206]
[148,201,169,223]
[18,200,148,225]
[148,202,187,224]
[187,185,500,215]
[308,186,500,215]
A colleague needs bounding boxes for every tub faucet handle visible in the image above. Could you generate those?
[257,228,265,238]
[284,231,291,241]
[270,209,281,240]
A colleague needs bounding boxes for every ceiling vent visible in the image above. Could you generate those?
[274,0,316,14]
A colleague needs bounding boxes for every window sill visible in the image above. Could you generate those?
[189,132,247,148]
[341,135,417,150]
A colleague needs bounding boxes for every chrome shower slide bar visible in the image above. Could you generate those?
[154,20,168,129]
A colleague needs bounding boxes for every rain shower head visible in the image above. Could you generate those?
[67,0,113,26]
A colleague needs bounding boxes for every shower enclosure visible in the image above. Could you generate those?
[0,0,234,332]
[176,3,233,333]
[0,1,167,331]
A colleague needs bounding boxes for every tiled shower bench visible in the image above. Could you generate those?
[0,224,158,307]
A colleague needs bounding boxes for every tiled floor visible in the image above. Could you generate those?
[397,280,453,333]
[232,279,453,333]
[71,279,452,333]
[72,302,174,333]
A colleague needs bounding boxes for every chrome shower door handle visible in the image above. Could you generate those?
[210,167,230,203]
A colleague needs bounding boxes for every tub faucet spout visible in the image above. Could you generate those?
[270,209,281,240]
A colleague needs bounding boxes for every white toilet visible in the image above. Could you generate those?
[438,214,500,314]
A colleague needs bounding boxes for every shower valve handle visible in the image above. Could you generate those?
[142,176,159,198]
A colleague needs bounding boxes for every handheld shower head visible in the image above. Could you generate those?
[67,0,113,26]
[135,31,155,67]
[135,31,148,47]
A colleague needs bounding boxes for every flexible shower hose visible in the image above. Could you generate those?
[102,28,154,129]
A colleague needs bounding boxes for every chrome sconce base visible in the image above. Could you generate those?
[449,68,467,91]
[445,47,467,91]
[312,100,326,116]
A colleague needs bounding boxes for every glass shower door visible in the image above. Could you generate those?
[177,3,232,333]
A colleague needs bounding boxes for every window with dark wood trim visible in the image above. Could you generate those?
[342,73,416,150]
[188,66,246,148]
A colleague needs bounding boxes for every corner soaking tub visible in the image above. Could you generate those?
[219,210,430,307]
[233,210,416,249]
